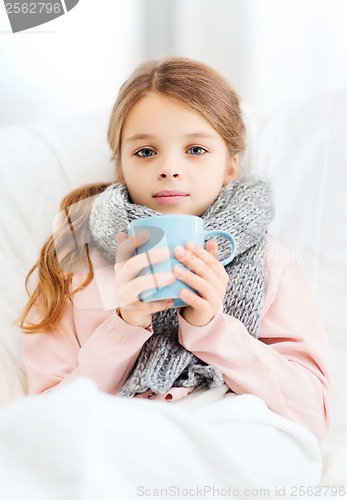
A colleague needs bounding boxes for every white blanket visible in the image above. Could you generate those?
[0,378,323,500]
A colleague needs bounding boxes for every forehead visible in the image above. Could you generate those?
[121,92,218,139]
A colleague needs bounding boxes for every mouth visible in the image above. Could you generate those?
[153,190,189,205]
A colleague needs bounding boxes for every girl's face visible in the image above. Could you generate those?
[119,93,238,216]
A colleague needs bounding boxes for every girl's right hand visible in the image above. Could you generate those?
[114,230,176,329]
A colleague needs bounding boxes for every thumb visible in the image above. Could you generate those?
[115,231,128,244]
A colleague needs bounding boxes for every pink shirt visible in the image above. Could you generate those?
[22,234,331,442]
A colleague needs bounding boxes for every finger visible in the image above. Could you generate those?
[174,242,224,279]
[145,298,175,313]
[173,264,219,300]
[116,246,171,285]
[134,272,176,297]
[116,230,149,264]
[187,241,219,266]
[188,241,225,279]
[117,272,176,307]
[115,231,128,245]
[204,239,218,258]
[179,286,208,309]
[120,298,175,314]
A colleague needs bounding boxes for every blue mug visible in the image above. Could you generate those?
[128,214,236,307]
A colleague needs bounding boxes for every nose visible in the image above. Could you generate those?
[158,171,180,179]
[158,163,181,179]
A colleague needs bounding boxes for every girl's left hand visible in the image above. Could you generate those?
[173,240,229,327]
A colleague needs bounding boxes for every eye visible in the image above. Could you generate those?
[135,148,156,158]
[186,146,207,156]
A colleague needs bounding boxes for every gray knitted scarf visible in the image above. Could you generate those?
[89,177,274,397]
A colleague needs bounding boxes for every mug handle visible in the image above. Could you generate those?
[203,230,237,266]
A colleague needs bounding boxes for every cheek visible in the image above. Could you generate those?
[125,181,149,205]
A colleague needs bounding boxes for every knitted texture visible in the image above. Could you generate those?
[89,177,275,397]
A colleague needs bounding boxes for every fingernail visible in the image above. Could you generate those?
[186,241,195,250]
[175,246,185,256]
[174,265,184,277]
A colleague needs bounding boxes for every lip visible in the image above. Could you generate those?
[153,190,189,197]
[153,190,189,205]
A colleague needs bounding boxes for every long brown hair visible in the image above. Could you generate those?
[18,183,111,333]
[19,56,246,334]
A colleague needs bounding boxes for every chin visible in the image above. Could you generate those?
[158,207,187,215]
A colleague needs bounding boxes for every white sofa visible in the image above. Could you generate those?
[1,94,347,486]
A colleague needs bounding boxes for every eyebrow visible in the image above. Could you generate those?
[125,132,217,143]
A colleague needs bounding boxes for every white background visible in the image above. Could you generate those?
[1,0,347,122]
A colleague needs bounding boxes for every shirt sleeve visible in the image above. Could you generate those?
[22,299,152,396]
[177,234,331,442]
[22,246,154,395]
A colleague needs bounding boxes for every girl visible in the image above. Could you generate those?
[18,57,330,488]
